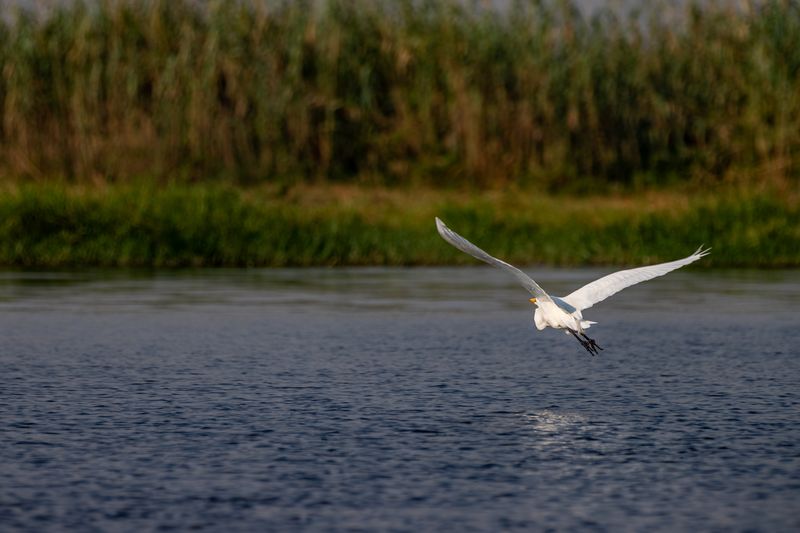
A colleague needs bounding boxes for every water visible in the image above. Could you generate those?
[1,267,799,532]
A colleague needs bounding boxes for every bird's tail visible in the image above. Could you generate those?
[581,320,597,329]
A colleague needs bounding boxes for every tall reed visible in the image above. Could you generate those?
[1,0,798,189]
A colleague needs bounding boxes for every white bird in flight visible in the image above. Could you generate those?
[435,217,710,355]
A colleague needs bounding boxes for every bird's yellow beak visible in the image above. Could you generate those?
[529,298,537,304]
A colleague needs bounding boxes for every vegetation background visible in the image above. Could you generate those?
[0,0,797,267]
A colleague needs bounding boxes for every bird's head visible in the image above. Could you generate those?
[529,297,537,305]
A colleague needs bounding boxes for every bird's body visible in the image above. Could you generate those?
[534,298,590,331]
[435,217,710,355]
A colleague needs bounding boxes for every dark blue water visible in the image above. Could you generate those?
[1,268,799,532]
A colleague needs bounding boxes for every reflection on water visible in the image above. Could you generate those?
[1,267,799,531]
[1,267,798,318]
[525,410,587,433]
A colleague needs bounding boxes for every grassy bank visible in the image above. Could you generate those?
[1,184,797,268]
[1,0,799,189]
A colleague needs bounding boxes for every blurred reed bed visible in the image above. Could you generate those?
[1,0,798,190]
[1,183,797,267]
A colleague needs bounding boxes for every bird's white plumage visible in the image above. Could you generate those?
[561,246,710,311]
[435,218,552,302]
[434,216,710,354]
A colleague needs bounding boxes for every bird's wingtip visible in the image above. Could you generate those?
[694,245,712,258]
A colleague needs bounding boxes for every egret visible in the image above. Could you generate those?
[435,217,710,355]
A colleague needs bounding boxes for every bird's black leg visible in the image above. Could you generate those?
[569,330,597,356]
[580,332,603,352]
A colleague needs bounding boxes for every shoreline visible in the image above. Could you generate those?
[2,183,797,268]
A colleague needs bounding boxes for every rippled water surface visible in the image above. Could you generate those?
[1,267,799,532]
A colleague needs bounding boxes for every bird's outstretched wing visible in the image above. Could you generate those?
[562,246,710,311]
[435,217,552,302]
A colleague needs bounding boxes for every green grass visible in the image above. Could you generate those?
[1,0,798,190]
[1,184,797,268]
